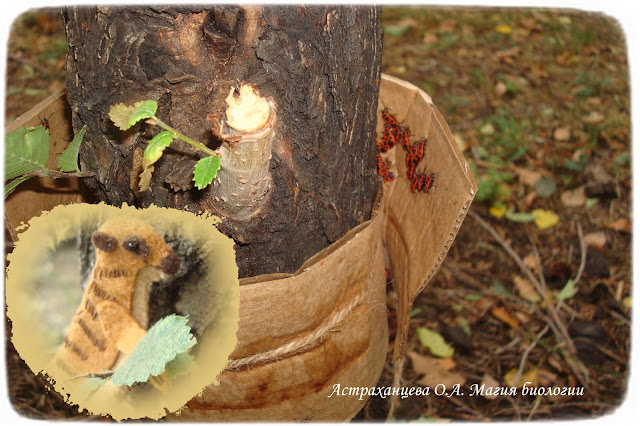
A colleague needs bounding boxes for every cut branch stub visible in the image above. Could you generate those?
[212,85,276,220]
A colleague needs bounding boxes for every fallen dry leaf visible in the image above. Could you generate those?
[408,352,466,390]
[480,122,495,135]
[560,185,586,207]
[479,373,502,400]
[496,47,520,59]
[523,252,538,271]
[423,32,438,43]
[437,357,457,371]
[605,218,631,233]
[491,305,520,328]
[584,231,607,249]
[536,369,559,387]
[583,111,604,124]
[453,132,468,151]
[505,368,538,388]
[513,166,542,187]
[553,127,571,141]
[469,297,495,325]
[513,275,542,303]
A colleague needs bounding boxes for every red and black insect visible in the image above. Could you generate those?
[377,125,396,153]
[38,113,53,132]
[410,172,436,193]
[376,109,403,182]
[398,127,411,151]
[376,154,395,183]
[381,108,400,130]
[376,109,436,193]
[404,138,426,180]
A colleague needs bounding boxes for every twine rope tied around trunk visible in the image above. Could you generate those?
[225,290,367,370]
[225,235,381,371]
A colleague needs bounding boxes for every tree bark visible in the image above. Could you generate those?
[61,5,382,278]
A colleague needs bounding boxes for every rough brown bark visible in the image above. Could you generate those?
[61,5,382,277]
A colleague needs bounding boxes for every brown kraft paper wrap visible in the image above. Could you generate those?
[5,74,476,421]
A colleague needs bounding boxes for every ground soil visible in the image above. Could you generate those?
[4,7,631,421]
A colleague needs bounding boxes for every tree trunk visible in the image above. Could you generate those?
[61,5,382,278]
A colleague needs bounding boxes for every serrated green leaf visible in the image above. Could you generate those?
[416,326,454,358]
[555,279,576,301]
[143,131,174,167]
[193,155,221,190]
[57,126,87,172]
[109,100,158,131]
[5,125,50,181]
[504,209,537,223]
[4,175,35,199]
[110,314,196,387]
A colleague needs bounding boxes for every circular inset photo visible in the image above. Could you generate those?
[6,203,239,420]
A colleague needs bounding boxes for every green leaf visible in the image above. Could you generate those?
[4,175,35,199]
[504,209,537,223]
[5,125,50,181]
[57,126,87,172]
[490,278,512,296]
[193,155,221,190]
[110,314,196,387]
[555,279,577,301]
[384,23,411,37]
[534,176,557,198]
[109,100,158,131]
[143,131,174,167]
[416,326,454,358]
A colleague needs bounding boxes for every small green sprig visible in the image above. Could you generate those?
[4,124,91,199]
[109,100,221,191]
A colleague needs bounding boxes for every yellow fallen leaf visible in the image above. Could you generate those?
[489,203,507,218]
[495,23,513,34]
[532,209,559,230]
[505,368,538,388]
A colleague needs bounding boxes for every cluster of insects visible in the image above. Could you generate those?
[376,109,436,193]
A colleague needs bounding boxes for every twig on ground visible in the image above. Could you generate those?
[512,325,549,388]
[526,396,543,421]
[572,221,587,288]
[467,209,576,354]
[448,396,486,420]
[8,52,53,76]
[467,209,593,391]
[505,396,522,421]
